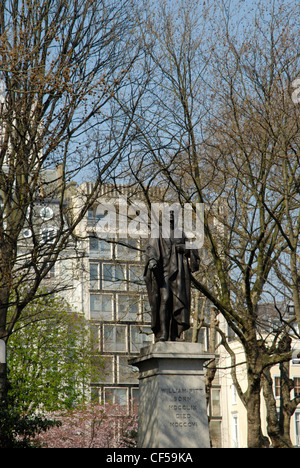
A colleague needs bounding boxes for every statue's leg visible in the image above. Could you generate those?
[158,279,170,341]
[170,320,185,341]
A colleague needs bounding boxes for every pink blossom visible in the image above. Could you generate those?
[36,403,138,448]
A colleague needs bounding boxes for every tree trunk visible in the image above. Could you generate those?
[246,374,269,448]
[279,360,295,448]
[0,363,7,401]
[262,367,293,448]
[205,307,218,407]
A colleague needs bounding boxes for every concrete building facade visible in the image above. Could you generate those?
[70,182,156,411]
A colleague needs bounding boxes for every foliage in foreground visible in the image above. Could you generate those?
[0,398,60,448]
[7,294,103,413]
[35,403,138,448]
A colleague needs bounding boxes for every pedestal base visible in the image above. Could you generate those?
[130,342,214,448]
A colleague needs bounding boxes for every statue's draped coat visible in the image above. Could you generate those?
[144,233,199,340]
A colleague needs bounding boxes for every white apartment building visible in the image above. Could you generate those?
[70,182,156,411]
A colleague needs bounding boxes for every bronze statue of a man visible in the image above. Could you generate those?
[144,212,200,342]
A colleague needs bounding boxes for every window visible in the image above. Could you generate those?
[117,295,139,322]
[102,264,114,289]
[102,356,114,384]
[128,265,143,291]
[100,239,112,258]
[142,296,151,323]
[131,388,139,411]
[89,237,112,259]
[210,420,222,448]
[102,263,126,290]
[130,326,153,353]
[88,206,115,234]
[274,376,281,398]
[91,386,100,403]
[89,236,99,252]
[41,227,56,244]
[295,412,300,447]
[88,208,95,220]
[117,356,139,384]
[90,325,100,352]
[91,355,109,383]
[116,239,139,261]
[115,264,126,280]
[96,207,109,221]
[40,206,53,220]
[88,207,109,222]
[23,229,32,239]
[90,294,113,320]
[104,387,128,407]
[232,414,239,448]
[211,389,221,417]
[294,378,300,397]
[103,325,127,352]
[90,264,99,289]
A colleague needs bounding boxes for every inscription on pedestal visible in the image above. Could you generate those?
[160,387,204,429]
[131,343,213,448]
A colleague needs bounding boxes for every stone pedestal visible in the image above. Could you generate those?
[130,342,214,448]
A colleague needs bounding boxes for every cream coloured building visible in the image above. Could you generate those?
[216,333,300,448]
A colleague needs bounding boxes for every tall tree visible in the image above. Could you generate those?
[0,0,142,400]
[126,0,300,447]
